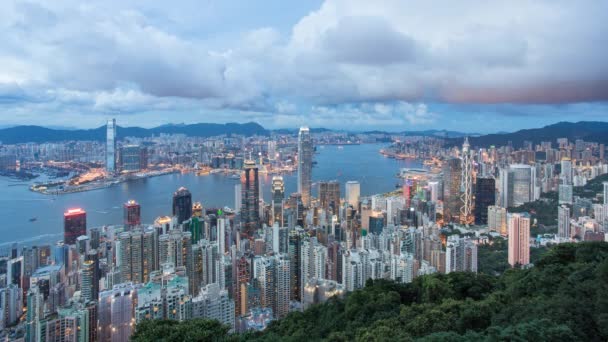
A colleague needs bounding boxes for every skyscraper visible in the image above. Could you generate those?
[345,181,360,208]
[442,158,462,222]
[271,176,284,226]
[297,126,313,207]
[445,236,478,273]
[241,160,260,238]
[507,213,530,267]
[64,208,86,245]
[106,118,117,174]
[488,206,507,236]
[124,200,141,229]
[603,182,608,205]
[234,183,242,213]
[560,157,573,184]
[474,177,496,225]
[118,228,156,284]
[172,187,193,224]
[81,260,98,302]
[460,137,474,225]
[319,181,340,214]
[500,165,536,207]
[558,205,571,239]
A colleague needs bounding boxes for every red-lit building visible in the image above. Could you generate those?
[124,200,141,229]
[64,208,87,245]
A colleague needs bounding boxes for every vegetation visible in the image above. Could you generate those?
[508,196,558,227]
[477,237,547,275]
[133,242,608,341]
[574,173,608,200]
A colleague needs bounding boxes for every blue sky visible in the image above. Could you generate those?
[0,0,607,133]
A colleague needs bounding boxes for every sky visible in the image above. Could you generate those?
[0,0,607,133]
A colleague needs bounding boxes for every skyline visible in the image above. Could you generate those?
[0,0,606,132]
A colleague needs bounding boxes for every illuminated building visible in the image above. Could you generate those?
[345,181,360,208]
[98,283,139,342]
[192,202,203,217]
[460,137,474,225]
[297,126,313,207]
[172,187,193,224]
[271,176,284,226]
[64,208,86,245]
[442,158,462,222]
[118,228,156,284]
[241,160,260,238]
[119,145,147,172]
[124,200,141,229]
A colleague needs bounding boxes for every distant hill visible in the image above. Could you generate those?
[448,121,608,148]
[0,122,268,144]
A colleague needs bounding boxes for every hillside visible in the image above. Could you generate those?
[449,121,608,148]
[0,122,268,144]
[132,242,608,341]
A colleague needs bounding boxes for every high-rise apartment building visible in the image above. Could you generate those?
[445,236,478,273]
[558,205,571,239]
[507,213,530,267]
[488,206,507,235]
[297,127,313,207]
[118,228,156,284]
[64,208,86,245]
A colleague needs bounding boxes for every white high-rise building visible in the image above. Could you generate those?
[500,165,536,207]
[106,118,117,174]
[191,283,235,331]
[603,182,608,205]
[445,236,478,273]
[234,183,242,213]
[428,181,440,202]
[561,158,573,184]
[559,183,573,205]
[345,181,361,208]
[488,206,507,235]
[558,205,571,239]
[460,137,474,224]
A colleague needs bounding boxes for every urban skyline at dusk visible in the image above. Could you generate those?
[1,1,608,341]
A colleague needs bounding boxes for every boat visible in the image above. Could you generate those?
[231,173,241,179]
[29,217,37,222]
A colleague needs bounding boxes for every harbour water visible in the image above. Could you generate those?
[0,144,422,246]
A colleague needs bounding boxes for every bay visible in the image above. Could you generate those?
[0,144,422,246]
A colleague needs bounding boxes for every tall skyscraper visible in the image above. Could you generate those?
[474,178,496,225]
[442,158,462,222]
[319,180,340,214]
[118,228,156,284]
[460,138,474,225]
[560,157,573,184]
[500,165,536,207]
[106,118,117,174]
[271,176,285,226]
[64,208,86,245]
[234,183,242,213]
[345,181,360,208]
[241,160,260,238]
[507,213,530,267]
[297,126,313,207]
[603,182,608,205]
[81,260,98,302]
[124,200,141,229]
[172,187,192,224]
[558,205,571,239]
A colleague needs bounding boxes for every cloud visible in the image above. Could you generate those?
[0,0,606,130]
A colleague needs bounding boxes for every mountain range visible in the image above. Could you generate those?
[448,121,608,148]
[1,121,607,146]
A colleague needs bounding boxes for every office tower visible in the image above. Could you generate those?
[63,208,86,245]
[474,178,496,225]
[189,216,203,244]
[98,283,139,342]
[118,229,156,284]
[345,181,360,208]
[487,206,507,235]
[241,160,260,238]
[501,165,536,207]
[460,137,474,225]
[368,210,384,235]
[445,236,478,273]
[173,187,193,224]
[288,230,304,301]
[81,260,98,301]
[124,200,141,229]
[442,158,462,222]
[319,181,341,214]
[272,176,285,226]
[234,183,242,213]
[267,140,277,160]
[106,118,116,174]
[604,182,608,205]
[560,157,573,184]
[297,126,313,207]
[119,145,146,172]
[191,283,235,331]
[558,183,573,205]
[558,205,571,239]
[428,181,440,202]
[507,213,531,267]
